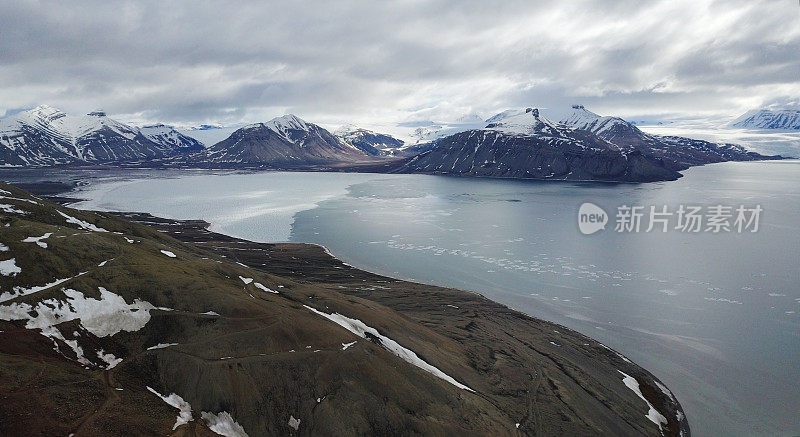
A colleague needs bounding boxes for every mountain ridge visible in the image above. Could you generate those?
[0,105,202,166]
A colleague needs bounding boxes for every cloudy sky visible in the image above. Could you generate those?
[0,0,798,128]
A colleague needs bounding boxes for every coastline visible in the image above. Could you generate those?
[106,209,691,436]
[3,176,693,435]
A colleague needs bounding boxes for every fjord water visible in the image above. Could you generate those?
[70,162,799,436]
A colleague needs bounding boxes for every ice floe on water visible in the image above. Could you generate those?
[0,258,21,276]
[56,210,107,232]
[304,305,474,392]
[22,232,52,248]
[160,250,177,258]
[704,297,743,305]
[618,370,667,432]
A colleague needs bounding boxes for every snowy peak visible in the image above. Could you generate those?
[334,124,404,156]
[204,114,370,165]
[557,105,632,136]
[454,113,484,124]
[139,124,204,152]
[0,105,204,166]
[731,108,800,130]
[484,107,562,136]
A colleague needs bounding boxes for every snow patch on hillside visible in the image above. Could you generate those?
[304,305,474,391]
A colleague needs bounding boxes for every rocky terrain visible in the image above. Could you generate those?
[0,182,689,436]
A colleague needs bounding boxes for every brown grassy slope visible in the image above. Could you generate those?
[0,183,688,436]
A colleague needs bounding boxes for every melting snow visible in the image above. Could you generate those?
[254,282,278,293]
[0,286,162,337]
[21,232,52,248]
[304,305,474,392]
[160,250,177,258]
[0,243,8,252]
[201,311,220,316]
[147,342,179,350]
[618,370,668,432]
[56,210,107,232]
[147,386,194,430]
[288,415,301,431]
[0,258,21,276]
[238,276,253,285]
[342,341,357,350]
[0,204,26,214]
[0,271,87,303]
[97,350,123,369]
[202,411,249,437]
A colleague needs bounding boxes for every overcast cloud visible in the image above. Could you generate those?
[0,0,798,128]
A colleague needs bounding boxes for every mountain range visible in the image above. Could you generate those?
[395,106,779,181]
[0,105,202,166]
[731,108,800,130]
[395,108,681,182]
[0,104,783,182]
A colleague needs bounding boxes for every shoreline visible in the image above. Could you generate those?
[5,176,693,435]
[105,209,691,436]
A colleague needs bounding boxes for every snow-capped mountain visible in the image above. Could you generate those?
[553,105,780,170]
[334,124,404,156]
[0,105,203,166]
[731,108,800,130]
[200,114,371,166]
[396,108,682,182]
[138,124,204,153]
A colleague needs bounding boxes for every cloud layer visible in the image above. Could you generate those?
[1,0,797,126]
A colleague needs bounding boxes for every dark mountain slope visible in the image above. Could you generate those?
[396,109,681,182]
[201,115,371,167]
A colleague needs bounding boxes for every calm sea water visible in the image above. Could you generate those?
[45,161,800,436]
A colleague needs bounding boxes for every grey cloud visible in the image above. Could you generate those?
[0,0,797,126]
